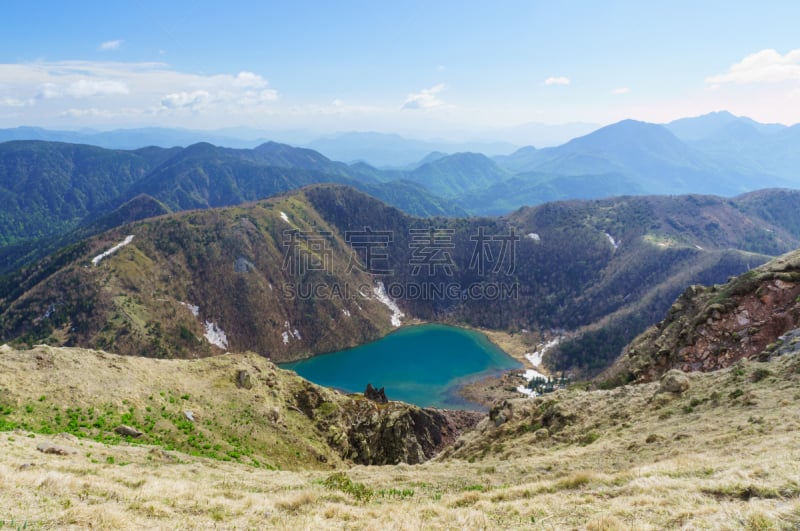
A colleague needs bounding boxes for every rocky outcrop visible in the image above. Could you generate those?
[364,383,388,404]
[317,397,481,466]
[613,248,800,382]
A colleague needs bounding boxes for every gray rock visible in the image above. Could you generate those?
[234,256,256,273]
[36,443,75,456]
[534,428,549,439]
[236,369,253,389]
[184,411,195,422]
[659,369,690,394]
[268,407,281,423]
[115,425,143,438]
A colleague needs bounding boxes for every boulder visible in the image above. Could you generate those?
[236,369,252,389]
[659,369,690,394]
[115,425,143,438]
[36,442,75,456]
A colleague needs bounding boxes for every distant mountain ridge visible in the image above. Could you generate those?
[0,139,465,263]
[2,111,799,220]
[1,111,799,265]
[491,119,780,196]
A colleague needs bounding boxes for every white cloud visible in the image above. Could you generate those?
[612,87,630,95]
[402,83,449,110]
[0,97,32,107]
[0,61,280,126]
[231,71,266,89]
[706,49,800,85]
[161,90,211,110]
[544,76,570,86]
[99,40,123,51]
[37,83,61,99]
[66,79,129,98]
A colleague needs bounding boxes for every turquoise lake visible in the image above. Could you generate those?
[281,324,522,410]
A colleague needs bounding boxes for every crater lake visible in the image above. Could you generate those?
[281,323,522,410]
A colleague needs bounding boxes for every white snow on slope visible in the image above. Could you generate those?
[204,321,228,350]
[179,302,200,317]
[518,337,562,397]
[524,337,560,367]
[526,233,541,241]
[280,211,289,223]
[373,282,404,327]
[605,232,619,250]
[91,235,134,266]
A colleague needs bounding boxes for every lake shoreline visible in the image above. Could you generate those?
[436,324,553,408]
[280,322,522,411]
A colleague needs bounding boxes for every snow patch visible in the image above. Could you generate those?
[523,368,548,381]
[695,244,704,250]
[605,232,619,250]
[373,282,404,327]
[342,309,351,317]
[91,235,134,266]
[516,386,536,397]
[179,302,200,317]
[526,233,541,241]
[282,331,290,345]
[518,337,562,397]
[524,337,560,367]
[280,211,289,223]
[293,329,302,340]
[203,321,228,350]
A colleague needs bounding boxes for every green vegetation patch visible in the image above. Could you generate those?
[321,472,374,503]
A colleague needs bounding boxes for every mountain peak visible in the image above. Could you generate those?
[666,111,754,141]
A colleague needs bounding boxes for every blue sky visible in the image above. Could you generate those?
[1,1,799,139]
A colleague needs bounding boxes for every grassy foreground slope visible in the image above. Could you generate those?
[1,343,798,529]
[0,345,479,473]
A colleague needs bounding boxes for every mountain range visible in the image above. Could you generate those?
[4,184,800,376]
[1,110,800,376]
[0,123,601,167]
[1,111,798,251]
[0,113,797,233]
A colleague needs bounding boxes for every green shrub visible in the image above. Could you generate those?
[321,472,373,503]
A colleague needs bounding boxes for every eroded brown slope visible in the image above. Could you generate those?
[610,248,800,382]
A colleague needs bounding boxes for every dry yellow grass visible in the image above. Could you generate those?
[1,346,799,529]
